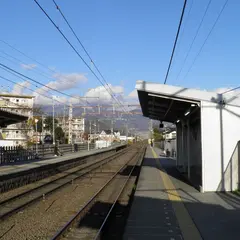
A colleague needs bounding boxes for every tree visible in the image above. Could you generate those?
[44,116,58,133]
[153,127,163,141]
[55,127,64,141]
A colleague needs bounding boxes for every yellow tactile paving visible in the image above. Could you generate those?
[151,147,202,240]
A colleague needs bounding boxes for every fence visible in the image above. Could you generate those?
[0,146,36,164]
[0,143,96,165]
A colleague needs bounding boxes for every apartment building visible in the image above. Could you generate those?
[0,94,34,146]
[58,117,85,143]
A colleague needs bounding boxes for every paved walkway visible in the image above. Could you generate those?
[0,144,124,177]
[124,146,240,240]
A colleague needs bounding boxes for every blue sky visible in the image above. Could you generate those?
[0,0,239,103]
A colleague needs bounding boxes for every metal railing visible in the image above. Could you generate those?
[0,143,96,165]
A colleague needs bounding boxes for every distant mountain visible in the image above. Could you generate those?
[39,104,150,133]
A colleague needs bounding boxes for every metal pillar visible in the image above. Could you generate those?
[181,121,185,172]
[187,119,191,179]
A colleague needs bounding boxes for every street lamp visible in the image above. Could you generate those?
[35,118,39,155]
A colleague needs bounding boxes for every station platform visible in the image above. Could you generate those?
[0,145,122,176]
[0,144,126,192]
[123,146,240,240]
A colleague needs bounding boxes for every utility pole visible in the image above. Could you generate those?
[111,104,115,146]
[52,97,55,145]
[68,104,73,144]
[126,120,129,142]
[89,120,92,135]
[97,119,99,133]
[42,114,44,143]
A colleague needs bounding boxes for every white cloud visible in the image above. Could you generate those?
[84,84,124,104]
[12,81,31,95]
[20,63,37,70]
[34,72,87,96]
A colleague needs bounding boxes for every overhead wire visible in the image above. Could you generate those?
[0,74,69,106]
[221,86,240,95]
[0,53,52,96]
[0,62,93,104]
[173,0,194,61]
[0,51,90,105]
[163,0,188,84]
[0,50,60,82]
[181,0,229,81]
[0,40,92,106]
[34,0,131,116]
[175,0,212,82]
[52,0,126,109]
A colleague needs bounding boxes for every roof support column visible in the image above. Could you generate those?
[187,119,191,179]
[176,123,181,167]
[181,121,185,172]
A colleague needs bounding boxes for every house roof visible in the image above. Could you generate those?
[0,94,34,99]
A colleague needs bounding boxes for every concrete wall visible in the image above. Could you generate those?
[176,124,183,167]
[217,141,240,191]
[188,111,202,187]
[201,99,240,192]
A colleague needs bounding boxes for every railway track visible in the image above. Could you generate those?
[0,147,131,220]
[51,144,146,240]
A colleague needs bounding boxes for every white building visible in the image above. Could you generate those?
[164,130,176,140]
[99,130,121,142]
[0,94,34,146]
[58,117,85,143]
[136,80,240,192]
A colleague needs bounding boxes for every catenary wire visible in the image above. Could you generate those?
[181,0,229,81]
[175,0,212,82]
[163,0,188,84]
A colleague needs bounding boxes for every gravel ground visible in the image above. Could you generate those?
[0,149,123,204]
[62,150,142,240]
[0,149,136,240]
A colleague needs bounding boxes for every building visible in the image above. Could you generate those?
[0,94,34,146]
[58,117,85,143]
[98,130,121,142]
[162,130,176,158]
[136,80,240,192]
[164,130,176,140]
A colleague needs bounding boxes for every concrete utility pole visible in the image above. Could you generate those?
[35,118,39,154]
[68,104,73,144]
[97,119,99,133]
[52,97,55,145]
[42,114,44,143]
[89,120,92,135]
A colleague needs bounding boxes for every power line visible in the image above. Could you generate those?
[0,51,89,103]
[0,54,51,96]
[34,0,131,116]
[0,50,59,83]
[221,86,240,95]
[173,0,194,60]
[0,62,87,101]
[0,40,91,106]
[0,74,69,105]
[181,0,229,81]
[163,0,188,84]
[52,0,124,103]
[175,0,212,82]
